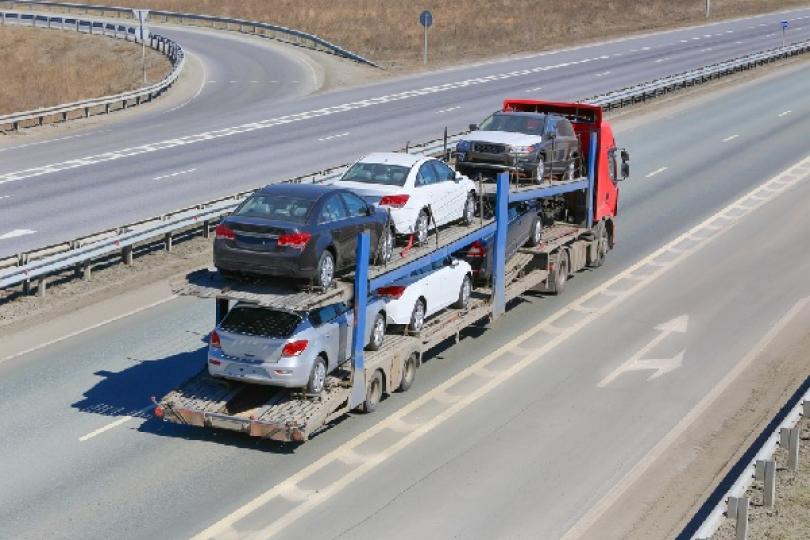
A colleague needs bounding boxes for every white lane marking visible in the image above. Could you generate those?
[597,315,688,387]
[779,110,792,117]
[641,46,651,51]
[680,39,689,43]
[563,302,810,540]
[0,54,612,186]
[736,40,744,44]
[0,195,11,201]
[722,134,739,143]
[645,166,669,178]
[525,86,544,92]
[317,132,350,142]
[654,57,671,63]
[228,80,237,83]
[78,405,153,442]
[701,47,713,52]
[595,71,612,77]
[0,229,35,240]
[0,130,111,154]
[165,52,208,114]
[692,36,701,40]
[291,80,300,84]
[270,80,279,83]
[250,80,259,83]
[189,155,810,540]
[437,106,461,113]
[153,168,197,181]
[0,295,177,365]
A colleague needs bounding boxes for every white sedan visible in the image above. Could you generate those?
[336,152,477,245]
[376,257,473,332]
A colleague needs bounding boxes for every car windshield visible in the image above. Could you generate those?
[340,162,410,187]
[220,306,302,338]
[233,195,312,223]
[479,113,546,135]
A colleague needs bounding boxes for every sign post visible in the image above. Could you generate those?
[419,10,432,64]
[781,20,789,47]
[132,9,150,84]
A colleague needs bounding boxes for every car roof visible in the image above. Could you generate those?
[355,152,425,168]
[256,182,340,199]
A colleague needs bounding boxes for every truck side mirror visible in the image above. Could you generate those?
[621,162,630,179]
[621,149,630,162]
[468,123,478,131]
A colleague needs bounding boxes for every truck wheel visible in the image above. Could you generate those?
[399,353,418,392]
[525,217,543,247]
[548,252,569,295]
[307,356,327,394]
[415,211,430,245]
[366,312,386,351]
[453,275,472,309]
[590,223,608,268]
[461,192,476,226]
[409,298,426,333]
[315,250,335,289]
[362,370,383,413]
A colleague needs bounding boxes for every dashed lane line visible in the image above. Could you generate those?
[189,155,810,540]
[645,166,669,178]
[722,134,739,143]
[0,229,35,240]
[153,168,197,181]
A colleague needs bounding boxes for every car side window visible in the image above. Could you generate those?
[319,194,348,223]
[310,304,340,326]
[430,160,455,182]
[557,120,574,137]
[340,192,369,218]
[416,162,438,187]
[545,117,558,135]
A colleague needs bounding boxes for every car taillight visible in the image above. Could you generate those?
[278,232,311,249]
[376,285,407,299]
[209,330,221,349]
[281,340,309,357]
[379,194,410,208]
[215,224,235,240]
[467,241,486,258]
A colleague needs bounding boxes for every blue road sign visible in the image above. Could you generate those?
[781,20,789,30]
[420,10,433,28]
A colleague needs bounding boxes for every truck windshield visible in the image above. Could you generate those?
[479,113,546,135]
[220,306,302,338]
[340,163,410,187]
[234,195,312,223]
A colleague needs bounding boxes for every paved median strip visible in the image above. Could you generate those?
[189,156,810,540]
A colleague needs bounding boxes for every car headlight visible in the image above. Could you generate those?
[510,144,537,154]
[456,140,471,152]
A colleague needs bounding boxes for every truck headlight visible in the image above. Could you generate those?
[456,140,471,152]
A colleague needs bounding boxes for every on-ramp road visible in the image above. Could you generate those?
[2,8,810,254]
[0,56,809,539]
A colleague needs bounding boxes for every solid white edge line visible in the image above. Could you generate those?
[78,404,154,442]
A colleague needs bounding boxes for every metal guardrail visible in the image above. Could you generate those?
[3,39,810,295]
[0,9,184,130]
[1,0,379,67]
[688,384,810,539]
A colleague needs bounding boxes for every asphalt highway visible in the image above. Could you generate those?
[2,8,810,254]
[0,54,808,540]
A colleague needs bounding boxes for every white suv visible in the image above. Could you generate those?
[337,152,477,244]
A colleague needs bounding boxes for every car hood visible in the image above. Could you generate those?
[470,131,542,147]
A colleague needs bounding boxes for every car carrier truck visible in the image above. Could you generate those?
[153,100,630,443]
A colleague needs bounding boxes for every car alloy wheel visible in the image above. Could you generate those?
[410,299,426,332]
[457,276,471,309]
[317,251,335,289]
[462,193,475,225]
[379,228,394,264]
[415,212,429,245]
[308,358,327,394]
[368,313,385,351]
[530,219,542,246]
[535,160,545,184]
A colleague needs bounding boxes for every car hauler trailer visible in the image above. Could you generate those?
[154,100,629,443]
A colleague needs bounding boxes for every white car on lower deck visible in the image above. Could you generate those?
[375,257,473,332]
[335,152,477,245]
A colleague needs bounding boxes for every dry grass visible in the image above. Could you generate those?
[0,25,171,115]
[69,0,808,68]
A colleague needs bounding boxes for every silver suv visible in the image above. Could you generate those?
[208,299,387,394]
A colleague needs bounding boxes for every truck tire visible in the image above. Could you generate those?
[307,356,327,394]
[548,251,569,295]
[362,370,384,413]
[399,353,418,392]
[589,223,608,268]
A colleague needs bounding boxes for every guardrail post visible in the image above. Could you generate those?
[122,245,133,265]
[37,277,48,298]
[804,399,810,417]
[164,233,173,252]
[203,220,211,239]
[763,459,776,507]
[786,426,800,470]
[23,279,32,295]
[84,106,89,118]
[62,111,68,123]
[733,496,749,540]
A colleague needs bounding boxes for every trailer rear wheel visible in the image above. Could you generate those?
[399,353,418,392]
[548,251,569,295]
[363,370,384,413]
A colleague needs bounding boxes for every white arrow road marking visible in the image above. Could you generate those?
[645,166,669,178]
[597,315,688,387]
[0,229,36,240]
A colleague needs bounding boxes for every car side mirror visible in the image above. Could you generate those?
[621,162,630,180]
[366,205,375,216]
[468,123,478,131]
[450,259,460,268]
